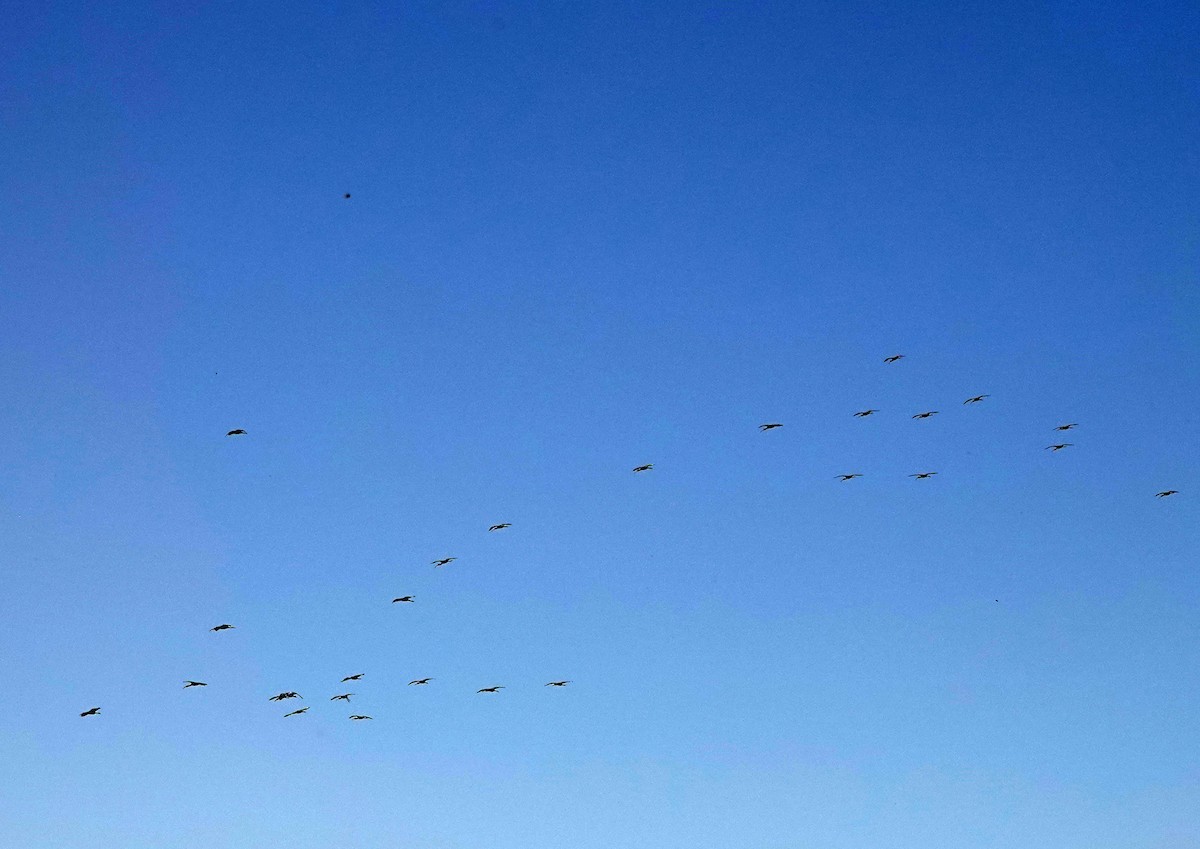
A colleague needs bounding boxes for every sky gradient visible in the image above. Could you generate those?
[2,2,1198,847]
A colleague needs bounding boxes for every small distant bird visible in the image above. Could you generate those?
[908,472,937,479]
[341,674,364,682]
[1054,423,1078,431]
[1155,490,1179,498]
[912,411,938,419]
[853,409,879,418]
[477,686,505,694]
[269,692,302,702]
[349,715,372,721]
[183,681,207,688]
[343,193,351,199]
[1046,443,1074,452]
[836,474,862,481]
[392,596,415,603]
[330,693,354,702]
[226,429,247,436]
[408,678,433,686]
[80,707,101,717]
[884,354,905,363]
[759,423,783,431]
[431,558,456,567]
[488,523,512,531]
[284,707,309,717]
[209,624,235,632]
[963,395,989,404]
[545,681,572,687]
[633,464,654,472]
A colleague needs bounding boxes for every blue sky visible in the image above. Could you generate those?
[1,1,1197,846]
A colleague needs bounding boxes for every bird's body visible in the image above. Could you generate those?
[392,596,415,603]
[183,681,207,688]
[80,707,101,717]
[759,423,783,431]
[331,693,354,702]
[431,558,456,567]
[909,472,937,479]
[209,624,235,632]
[836,474,862,481]
[1046,443,1074,451]
[963,395,990,404]
[1156,490,1179,498]
[853,409,879,417]
[408,678,433,686]
[1055,423,1078,431]
[284,707,308,717]
[488,523,512,531]
[225,429,246,436]
[632,464,653,472]
[912,411,938,419]
[341,674,364,682]
[477,686,505,693]
[884,354,905,363]
[545,681,571,687]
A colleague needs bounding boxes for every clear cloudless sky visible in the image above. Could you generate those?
[1,1,1198,847]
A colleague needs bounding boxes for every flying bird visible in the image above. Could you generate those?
[1054,423,1078,431]
[488,523,512,531]
[392,596,415,603]
[545,681,572,687]
[632,464,654,472]
[330,693,354,702]
[853,409,879,417]
[225,429,246,436]
[80,707,101,717]
[269,692,302,702]
[343,193,351,199]
[431,558,456,567]
[1155,490,1179,498]
[209,624,235,632]
[183,681,208,688]
[349,715,373,721]
[477,686,505,693]
[284,707,309,717]
[836,474,862,481]
[963,395,989,404]
[341,674,364,682]
[759,423,783,431]
[912,411,938,419]
[1045,443,1074,452]
[908,472,937,479]
[408,678,434,686]
[884,354,905,363]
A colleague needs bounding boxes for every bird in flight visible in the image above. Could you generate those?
[349,715,373,721]
[209,624,235,632]
[269,692,302,702]
[477,686,505,693]
[330,693,354,702]
[431,558,456,568]
[1155,490,1179,498]
[392,596,415,603]
[488,523,512,531]
[1054,423,1078,431]
[80,707,101,717]
[545,681,572,687]
[183,681,208,688]
[836,474,862,481]
[1045,443,1074,452]
[343,193,351,199]
[908,472,937,479]
[853,409,879,417]
[759,423,783,431]
[408,678,434,686]
[226,429,247,436]
[963,395,989,404]
[883,354,905,363]
[341,673,364,682]
[632,464,654,472]
[912,411,938,419]
[284,707,309,717]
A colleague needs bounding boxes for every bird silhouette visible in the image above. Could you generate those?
[269,692,302,701]
[853,409,879,418]
[477,686,505,693]
[912,411,938,419]
[183,681,207,688]
[963,395,989,404]
[1054,423,1078,431]
[632,464,654,472]
[488,523,512,531]
[1046,443,1074,452]
[408,678,434,686]
[330,693,354,702]
[284,707,308,717]
[545,681,572,687]
[759,423,783,431]
[341,674,364,682]
[431,558,456,567]
[209,624,235,632]
[80,707,101,717]
[225,429,247,436]
[349,715,373,720]
[908,472,937,479]
[836,474,862,481]
[343,193,351,199]
[392,596,415,603]
[883,354,905,363]
[1155,490,1179,498]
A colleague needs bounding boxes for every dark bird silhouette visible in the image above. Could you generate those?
[1054,423,1078,431]
[477,686,505,693]
[545,681,572,687]
[488,523,512,531]
[1155,490,1179,498]
[836,474,862,481]
[284,707,308,717]
[853,409,879,417]
[209,624,235,632]
[183,681,207,688]
[341,674,364,682]
[759,423,783,431]
[392,596,415,603]
[226,429,247,436]
[269,692,302,702]
[883,354,905,363]
[80,707,101,717]
[1046,443,1074,452]
[963,395,989,404]
[908,472,937,479]
[408,678,433,686]
[431,558,456,567]
[343,193,351,199]
[632,464,654,472]
[349,715,372,720]
[912,411,938,419]
[331,693,354,702]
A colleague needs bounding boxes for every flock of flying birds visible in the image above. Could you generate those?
[77,350,1181,720]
